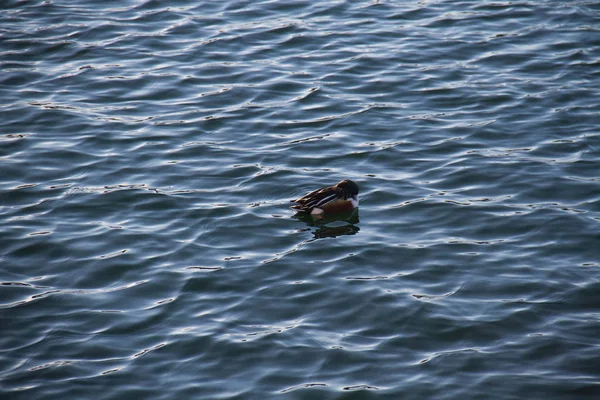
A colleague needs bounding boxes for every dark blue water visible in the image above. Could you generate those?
[2,1,600,398]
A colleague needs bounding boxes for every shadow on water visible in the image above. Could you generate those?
[293,209,360,239]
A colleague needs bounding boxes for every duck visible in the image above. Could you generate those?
[291,179,359,215]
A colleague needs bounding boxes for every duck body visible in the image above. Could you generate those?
[291,180,359,215]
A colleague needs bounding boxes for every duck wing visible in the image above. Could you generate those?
[291,186,343,210]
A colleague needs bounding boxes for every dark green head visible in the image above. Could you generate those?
[335,180,359,198]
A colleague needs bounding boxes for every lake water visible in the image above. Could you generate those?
[1,1,600,399]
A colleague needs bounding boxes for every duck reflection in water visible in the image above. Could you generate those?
[294,208,360,239]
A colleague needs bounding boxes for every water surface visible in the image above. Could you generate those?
[1,1,600,399]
